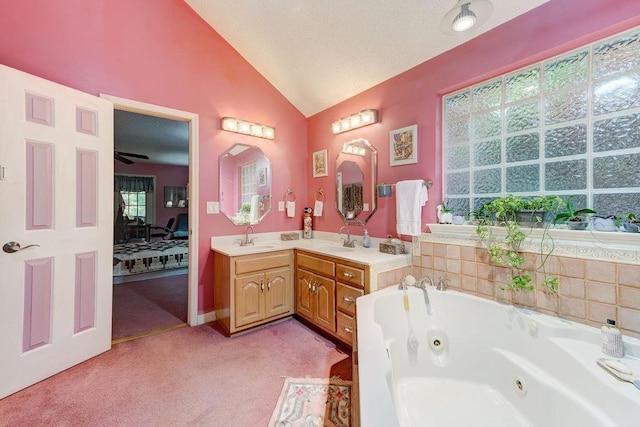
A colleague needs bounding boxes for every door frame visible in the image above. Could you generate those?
[102,94,199,326]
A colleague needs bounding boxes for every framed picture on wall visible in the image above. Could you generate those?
[390,124,418,166]
[312,149,328,178]
[258,167,267,187]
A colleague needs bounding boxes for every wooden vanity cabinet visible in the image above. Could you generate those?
[295,250,368,347]
[214,250,293,335]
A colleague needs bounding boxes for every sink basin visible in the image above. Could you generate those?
[316,246,355,253]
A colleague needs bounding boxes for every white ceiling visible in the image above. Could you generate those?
[185,0,550,117]
[115,0,550,166]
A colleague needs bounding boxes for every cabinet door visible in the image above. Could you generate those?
[234,272,265,328]
[265,267,292,319]
[314,274,336,333]
[296,269,315,322]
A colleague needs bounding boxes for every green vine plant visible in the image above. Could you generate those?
[476,195,563,293]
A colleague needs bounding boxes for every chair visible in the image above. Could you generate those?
[149,217,175,240]
[171,213,189,239]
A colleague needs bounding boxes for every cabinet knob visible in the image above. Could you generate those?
[267,279,271,291]
[344,326,353,334]
[342,271,355,278]
[260,280,264,292]
[311,283,316,292]
[343,296,355,303]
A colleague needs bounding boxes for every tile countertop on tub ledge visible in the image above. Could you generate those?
[211,231,412,292]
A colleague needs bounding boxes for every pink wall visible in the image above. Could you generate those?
[2,0,640,314]
[0,0,308,313]
[114,162,189,228]
[307,0,640,239]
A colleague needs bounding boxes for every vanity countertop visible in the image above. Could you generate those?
[211,235,408,266]
[211,231,411,292]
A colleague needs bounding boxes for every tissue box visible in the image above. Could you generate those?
[379,242,406,255]
[280,232,300,241]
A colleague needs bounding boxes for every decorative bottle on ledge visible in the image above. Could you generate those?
[303,207,313,239]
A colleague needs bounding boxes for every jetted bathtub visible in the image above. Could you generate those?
[356,286,640,426]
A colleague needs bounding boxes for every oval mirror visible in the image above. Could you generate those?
[219,143,272,225]
[335,138,377,225]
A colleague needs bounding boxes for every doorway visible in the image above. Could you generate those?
[102,94,200,339]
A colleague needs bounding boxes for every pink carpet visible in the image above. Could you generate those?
[112,273,188,340]
[0,319,351,426]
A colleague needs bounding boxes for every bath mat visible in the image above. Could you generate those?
[269,377,351,427]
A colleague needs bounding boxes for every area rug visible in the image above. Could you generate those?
[113,239,188,277]
[269,377,351,427]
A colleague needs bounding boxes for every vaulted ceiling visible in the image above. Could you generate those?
[115,0,550,166]
[186,0,549,117]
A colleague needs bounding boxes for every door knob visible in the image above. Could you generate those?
[3,241,40,253]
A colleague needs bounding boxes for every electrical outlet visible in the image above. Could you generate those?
[363,203,369,211]
[206,201,219,214]
[278,201,285,211]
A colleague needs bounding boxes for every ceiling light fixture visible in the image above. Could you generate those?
[441,0,493,34]
[331,109,378,134]
[221,117,275,140]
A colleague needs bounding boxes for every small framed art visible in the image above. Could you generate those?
[312,149,328,178]
[258,167,267,187]
[390,124,418,166]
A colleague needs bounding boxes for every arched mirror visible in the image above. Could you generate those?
[335,138,377,225]
[219,143,272,225]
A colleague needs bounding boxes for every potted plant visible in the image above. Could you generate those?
[553,199,596,230]
[516,195,564,228]
[476,195,564,293]
[618,212,640,233]
[437,201,453,224]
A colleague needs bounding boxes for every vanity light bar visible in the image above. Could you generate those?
[342,142,367,156]
[221,117,275,140]
[331,109,378,134]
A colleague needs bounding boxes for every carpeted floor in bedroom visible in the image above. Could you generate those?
[0,319,352,426]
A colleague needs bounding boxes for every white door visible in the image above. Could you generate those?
[0,64,113,399]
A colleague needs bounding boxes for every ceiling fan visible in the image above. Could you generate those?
[114,151,150,164]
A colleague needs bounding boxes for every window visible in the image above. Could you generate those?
[240,162,257,208]
[121,191,146,221]
[442,27,640,217]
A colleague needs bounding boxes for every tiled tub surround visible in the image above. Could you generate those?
[356,285,640,427]
[403,224,640,338]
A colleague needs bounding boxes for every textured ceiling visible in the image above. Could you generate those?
[115,0,550,166]
[185,0,549,117]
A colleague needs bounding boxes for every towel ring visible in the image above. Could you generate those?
[315,188,325,202]
[285,189,296,202]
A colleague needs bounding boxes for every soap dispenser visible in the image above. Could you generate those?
[362,230,371,248]
[601,319,624,358]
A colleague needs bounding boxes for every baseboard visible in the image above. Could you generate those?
[197,310,217,325]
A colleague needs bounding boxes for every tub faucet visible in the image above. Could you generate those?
[415,276,434,314]
[241,225,255,246]
[338,225,355,248]
[436,276,446,291]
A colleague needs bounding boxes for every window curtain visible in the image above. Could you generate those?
[114,175,155,192]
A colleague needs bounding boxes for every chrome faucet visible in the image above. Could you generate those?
[338,225,355,248]
[398,275,433,315]
[436,276,446,291]
[415,276,434,315]
[241,225,255,246]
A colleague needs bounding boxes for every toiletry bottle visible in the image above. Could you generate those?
[601,319,624,358]
[363,230,371,248]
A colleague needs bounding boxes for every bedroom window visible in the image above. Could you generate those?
[442,26,640,216]
[121,190,147,221]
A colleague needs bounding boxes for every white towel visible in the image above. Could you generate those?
[396,180,428,236]
[249,195,261,224]
[286,201,296,218]
[313,200,323,217]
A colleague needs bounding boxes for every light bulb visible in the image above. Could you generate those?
[452,3,476,32]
